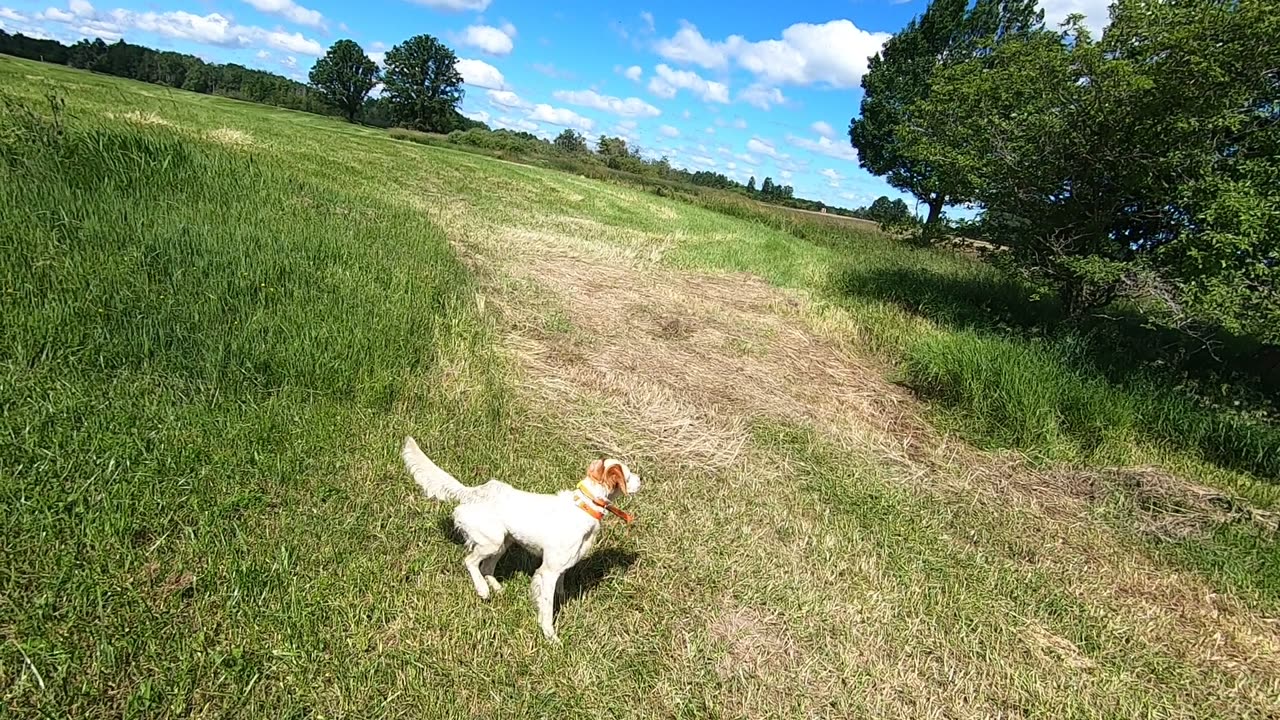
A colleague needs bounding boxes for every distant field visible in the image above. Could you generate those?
[775,203,882,230]
[3,56,1278,719]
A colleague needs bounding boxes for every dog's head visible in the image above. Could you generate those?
[587,458,642,497]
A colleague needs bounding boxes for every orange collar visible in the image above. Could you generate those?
[574,481,635,525]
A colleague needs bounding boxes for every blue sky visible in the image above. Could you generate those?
[1,0,1108,212]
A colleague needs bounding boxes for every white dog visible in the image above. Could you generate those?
[400,436,641,642]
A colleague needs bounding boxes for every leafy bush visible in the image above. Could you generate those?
[903,331,1280,477]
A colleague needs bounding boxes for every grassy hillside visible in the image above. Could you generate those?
[2,56,1278,719]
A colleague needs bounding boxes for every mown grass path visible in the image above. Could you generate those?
[2,58,1277,719]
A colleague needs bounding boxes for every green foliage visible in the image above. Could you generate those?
[552,128,588,153]
[902,0,1280,338]
[866,195,914,231]
[849,0,1044,225]
[382,34,464,132]
[902,330,1280,479]
[0,29,70,64]
[751,176,795,200]
[308,39,380,122]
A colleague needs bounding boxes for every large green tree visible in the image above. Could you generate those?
[308,39,380,123]
[849,0,1043,228]
[900,0,1280,338]
[382,34,465,132]
[553,129,588,153]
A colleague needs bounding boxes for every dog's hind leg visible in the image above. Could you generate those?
[479,537,510,594]
[454,507,505,601]
[463,542,502,600]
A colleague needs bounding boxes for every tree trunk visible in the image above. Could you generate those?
[924,193,945,227]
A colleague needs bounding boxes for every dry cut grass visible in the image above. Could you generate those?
[431,185,1280,718]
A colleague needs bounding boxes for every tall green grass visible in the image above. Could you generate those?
[0,96,586,716]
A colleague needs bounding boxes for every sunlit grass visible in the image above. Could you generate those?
[2,56,1277,718]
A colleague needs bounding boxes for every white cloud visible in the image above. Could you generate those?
[654,21,731,69]
[640,10,654,32]
[1040,0,1110,35]
[552,89,661,118]
[780,169,793,180]
[38,7,75,22]
[737,152,758,164]
[732,117,747,129]
[40,6,326,55]
[256,49,270,59]
[787,133,858,162]
[280,55,297,69]
[655,19,889,89]
[369,51,386,66]
[647,63,729,104]
[494,115,538,133]
[0,7,27,21]
[32,3,326,54]
[624,65,643,82]
[242,0,324,29]
[811,120,836,139]
[739,84,785,110]
[407,0,490,11]
[486,89,528,109]
[459,23,515,56]
[456,58,506,89]
[704,126,715,134]
[529,103,595,132]
[746,137,786,160]
[820,168,843,187]
[464,109,491,124]
[659,124,680,138]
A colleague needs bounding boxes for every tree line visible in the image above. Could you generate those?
[1,31,331,115]
[443,124,903,222]
[0,30,485,132]
[849,0,1278,343]
[1,28,899,227]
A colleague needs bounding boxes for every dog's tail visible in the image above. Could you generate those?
[401,436,470,502]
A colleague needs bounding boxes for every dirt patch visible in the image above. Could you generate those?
[489,230,920,473]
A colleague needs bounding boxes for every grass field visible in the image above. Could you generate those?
[2,56,1279,719]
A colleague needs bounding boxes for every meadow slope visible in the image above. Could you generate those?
[2,57,1278,719]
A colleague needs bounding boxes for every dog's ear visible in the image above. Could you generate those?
[587,458,606,483]
[605,463,627,494]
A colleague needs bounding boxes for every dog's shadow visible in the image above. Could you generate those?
[435,516,637,610]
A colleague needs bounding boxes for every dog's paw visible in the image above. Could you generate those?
[485,576,504,594]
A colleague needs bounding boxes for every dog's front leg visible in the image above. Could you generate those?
[532,565,564,643]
